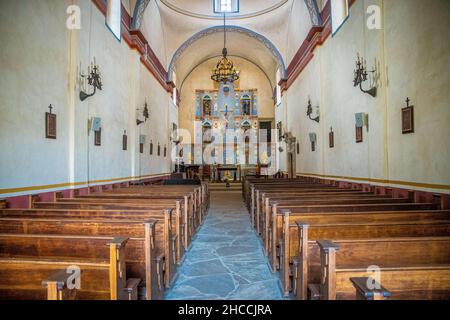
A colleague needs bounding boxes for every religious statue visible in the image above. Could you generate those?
[203,96,212,116]
[242,95,251,115]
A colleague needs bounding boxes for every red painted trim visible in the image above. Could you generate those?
[91,0,171,92]
[2,175,171,208]
[283,0,356,92]
[297,174,450,210]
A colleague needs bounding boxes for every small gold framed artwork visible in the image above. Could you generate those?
[329,129,334,148]
[45,112,57,139]
[94,128,102,146]
[356,126,363,143]
[402,98,414,134]
[122,132,127,151]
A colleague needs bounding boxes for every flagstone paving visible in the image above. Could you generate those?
[165,191,283,300]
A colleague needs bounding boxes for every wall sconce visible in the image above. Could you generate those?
[79,57,103,101]
[171,135,182,145]
[136,100,149,126]
[306,98,320,123]
[353,53,377,97]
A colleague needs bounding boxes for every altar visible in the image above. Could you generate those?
[214,165,241,182]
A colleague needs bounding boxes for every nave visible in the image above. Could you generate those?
[1,0,449,304]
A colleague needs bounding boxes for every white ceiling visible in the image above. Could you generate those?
[154,0,298,85]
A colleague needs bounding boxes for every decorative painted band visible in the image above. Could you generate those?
[1,173,171,208]
[297,172,450,192]
[0,173,172,195]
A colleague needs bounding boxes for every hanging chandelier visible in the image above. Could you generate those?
[211,14,239,83]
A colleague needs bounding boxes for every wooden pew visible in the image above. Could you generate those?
[0,210,174,299]
[350,277,392,300]
[270,202,439,271]
[0,235,139,300]
[293,220,450,299]
[33,201,188,262]
[55,197,195,245]
[315,238,450,300]
[259,194,406,243]
[92,185,207,226]
[259,191,390,224]
[250,185,344,224]
[108,184,210,214]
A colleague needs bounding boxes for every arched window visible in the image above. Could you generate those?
[276,68,282,106]
[331,0,349,35]
[106,0,121,41]
[214,0,239,13]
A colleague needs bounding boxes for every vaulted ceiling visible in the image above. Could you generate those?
[126,0,321,87]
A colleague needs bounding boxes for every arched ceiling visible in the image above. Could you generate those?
[169,26,285,88]
[131,0,321,86]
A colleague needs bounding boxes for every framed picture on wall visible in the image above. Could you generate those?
[139,143,144,154]
[45,112,57,139]
[158,144,161,156]
[150,141,154,155]
[329,129,335,148]
[355,126,363,143]
[94,129,102,146]
[402,105,414,134]
[122,132,127,151]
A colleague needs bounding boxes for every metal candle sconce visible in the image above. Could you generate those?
[306,98,320,123]
[79,57,103,101]
[353,53,377,98]
[136,100,150,126]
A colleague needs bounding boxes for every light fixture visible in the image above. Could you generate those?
[211,14,239,83]
[306,98,320,123]
[353,53,377,97]
[136,100,149,126]
[80,57,103,101]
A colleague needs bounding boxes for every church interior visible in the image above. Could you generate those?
[0,0,449,302]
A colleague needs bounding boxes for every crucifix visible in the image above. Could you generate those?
[406,97,410,107]
[48,104,53,114]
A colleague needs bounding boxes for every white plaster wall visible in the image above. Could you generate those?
[140,0,168,66]
[285,0,314,63]
[0,0,72,190]
[286,0,450,192]
[384,0,450,187]
[0,0,174,197]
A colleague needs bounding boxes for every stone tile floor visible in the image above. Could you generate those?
[165,191,283,300]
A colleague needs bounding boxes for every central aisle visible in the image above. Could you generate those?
[165,190,283,300]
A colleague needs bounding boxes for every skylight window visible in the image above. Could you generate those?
[331,0,349,36]
[106,0,122,41]
[214,0,239,14]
